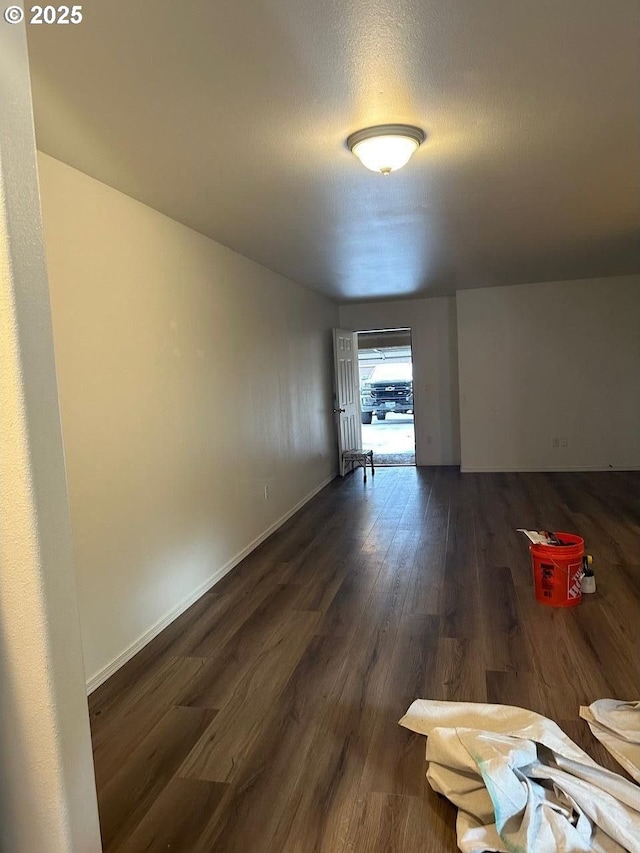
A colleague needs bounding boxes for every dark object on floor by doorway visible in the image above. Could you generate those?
[375,451,416,466]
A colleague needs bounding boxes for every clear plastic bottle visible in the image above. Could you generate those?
[582,555,596,594]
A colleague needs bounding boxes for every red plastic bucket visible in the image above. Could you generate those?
[530,532,584,607]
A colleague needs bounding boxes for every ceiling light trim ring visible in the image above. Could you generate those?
[346,124,426,151]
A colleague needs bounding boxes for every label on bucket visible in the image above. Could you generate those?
[536,560,583,604]
[541,563,555,598]
[567,562,583,600]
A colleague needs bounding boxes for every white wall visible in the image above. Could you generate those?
[457,275,640,472]
[0,21,101,853]
[339,297,460,466]
[38,153,339,688]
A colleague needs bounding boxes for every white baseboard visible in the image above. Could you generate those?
[460,465,640,473]
[86,473,337,694]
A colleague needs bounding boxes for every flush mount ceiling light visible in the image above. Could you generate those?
[346,124,426,175]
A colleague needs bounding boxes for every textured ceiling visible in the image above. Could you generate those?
[27,0,640,302]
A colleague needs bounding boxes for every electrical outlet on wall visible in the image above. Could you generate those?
[264,485,269,500]
[560,437,568,448]
[552,437,559,448]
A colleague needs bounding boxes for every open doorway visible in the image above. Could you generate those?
[357,329,416,466]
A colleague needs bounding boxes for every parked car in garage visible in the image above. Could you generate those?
[360,362,413,424]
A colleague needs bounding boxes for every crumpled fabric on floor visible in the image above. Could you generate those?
[399,700,640,853]
[580,700,640,784]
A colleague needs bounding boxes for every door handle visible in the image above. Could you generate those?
[333,407,345,413]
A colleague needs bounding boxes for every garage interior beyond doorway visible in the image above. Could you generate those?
[357,329,416,467]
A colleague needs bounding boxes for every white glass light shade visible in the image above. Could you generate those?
[347,125,425,174]
[352,135,418,173]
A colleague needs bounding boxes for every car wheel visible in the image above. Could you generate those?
[361,412,372,424]
[376,411,386,420]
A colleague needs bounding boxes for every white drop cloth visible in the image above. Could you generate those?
[580,700,640,784]
[399,700,640,853]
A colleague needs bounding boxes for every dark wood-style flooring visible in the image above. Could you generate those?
[89,468,640,852]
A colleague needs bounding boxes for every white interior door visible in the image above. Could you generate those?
[332,328,362,476]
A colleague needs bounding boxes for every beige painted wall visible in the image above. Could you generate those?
[339,297,460,466]
[456,275,640,471]
[38,153,339,687]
